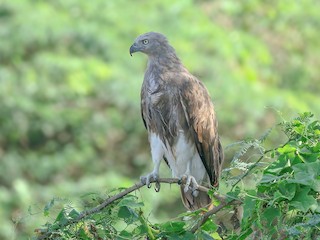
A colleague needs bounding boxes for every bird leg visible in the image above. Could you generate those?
[182,174,199,197]
[140,170,159,189]
[140,134,163,191]
[140,153,161,191]
[181,161,199,197]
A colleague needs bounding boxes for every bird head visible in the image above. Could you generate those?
[129,32,169,57]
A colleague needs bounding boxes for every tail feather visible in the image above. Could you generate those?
[180,186,211,211]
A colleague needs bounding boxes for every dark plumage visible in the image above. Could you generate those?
[130,32,224,210]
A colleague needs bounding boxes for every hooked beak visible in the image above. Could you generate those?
[129,43,140,56]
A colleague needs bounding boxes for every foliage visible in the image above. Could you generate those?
[34,113,319,239]
[35,187,224,240]
[0,0,320,239]
[225,112,320,239]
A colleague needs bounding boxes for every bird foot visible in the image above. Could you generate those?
[140,172,160,192]
[181,175,199,197]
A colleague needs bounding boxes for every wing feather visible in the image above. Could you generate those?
[179,77,223,186]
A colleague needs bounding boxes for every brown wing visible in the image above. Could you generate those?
[178,77,224,187]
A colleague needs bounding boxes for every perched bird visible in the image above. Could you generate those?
[130,32,224,210]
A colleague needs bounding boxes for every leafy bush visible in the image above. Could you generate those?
[234,112,320,239]
[34,113,320,239]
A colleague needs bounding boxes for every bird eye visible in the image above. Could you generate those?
[142,39,149,45]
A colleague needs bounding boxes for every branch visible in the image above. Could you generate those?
[190,199,241,233]
[77,177,229,219]
[37,177,228,239]
[77,177,209,219]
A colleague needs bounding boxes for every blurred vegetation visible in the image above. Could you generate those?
[0,0,319,239]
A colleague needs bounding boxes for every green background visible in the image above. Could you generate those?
[0,0,319,239]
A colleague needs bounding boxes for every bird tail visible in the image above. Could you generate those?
[180,186,211,211]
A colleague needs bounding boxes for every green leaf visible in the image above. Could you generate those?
[311,142,320,152]
[201,219,218,232]
[133,225,148,235]
[242,191,257,223]
[287,162,320,191]
[196,231,215,240]
[78,228,91,239]
[54,209,69,226]
[226,186,241,202]
[259,174,282,184]
[277,144,296,154]
[261,206,280,227]
[265,155,289,174]
[293,124,305,135]
[236,227,253,240]
[274,181,296,201]
[299,152,319,163]
[68,209,80,220]
[210,232,222,239]
[119,230,131,238]
[290,187,318,213]
[118,206,131,218]
[117,206,138,224]
[158,221,185,233]
[117,195,144,208]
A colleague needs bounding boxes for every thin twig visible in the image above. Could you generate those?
[231,154,265,190]
[191,200,236,233]
[231,140,290,190]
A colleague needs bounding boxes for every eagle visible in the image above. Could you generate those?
[130,32,224,210]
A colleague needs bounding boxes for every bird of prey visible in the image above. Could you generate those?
[129,32,224,210]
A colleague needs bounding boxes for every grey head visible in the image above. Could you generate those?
[129,32,171,57]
